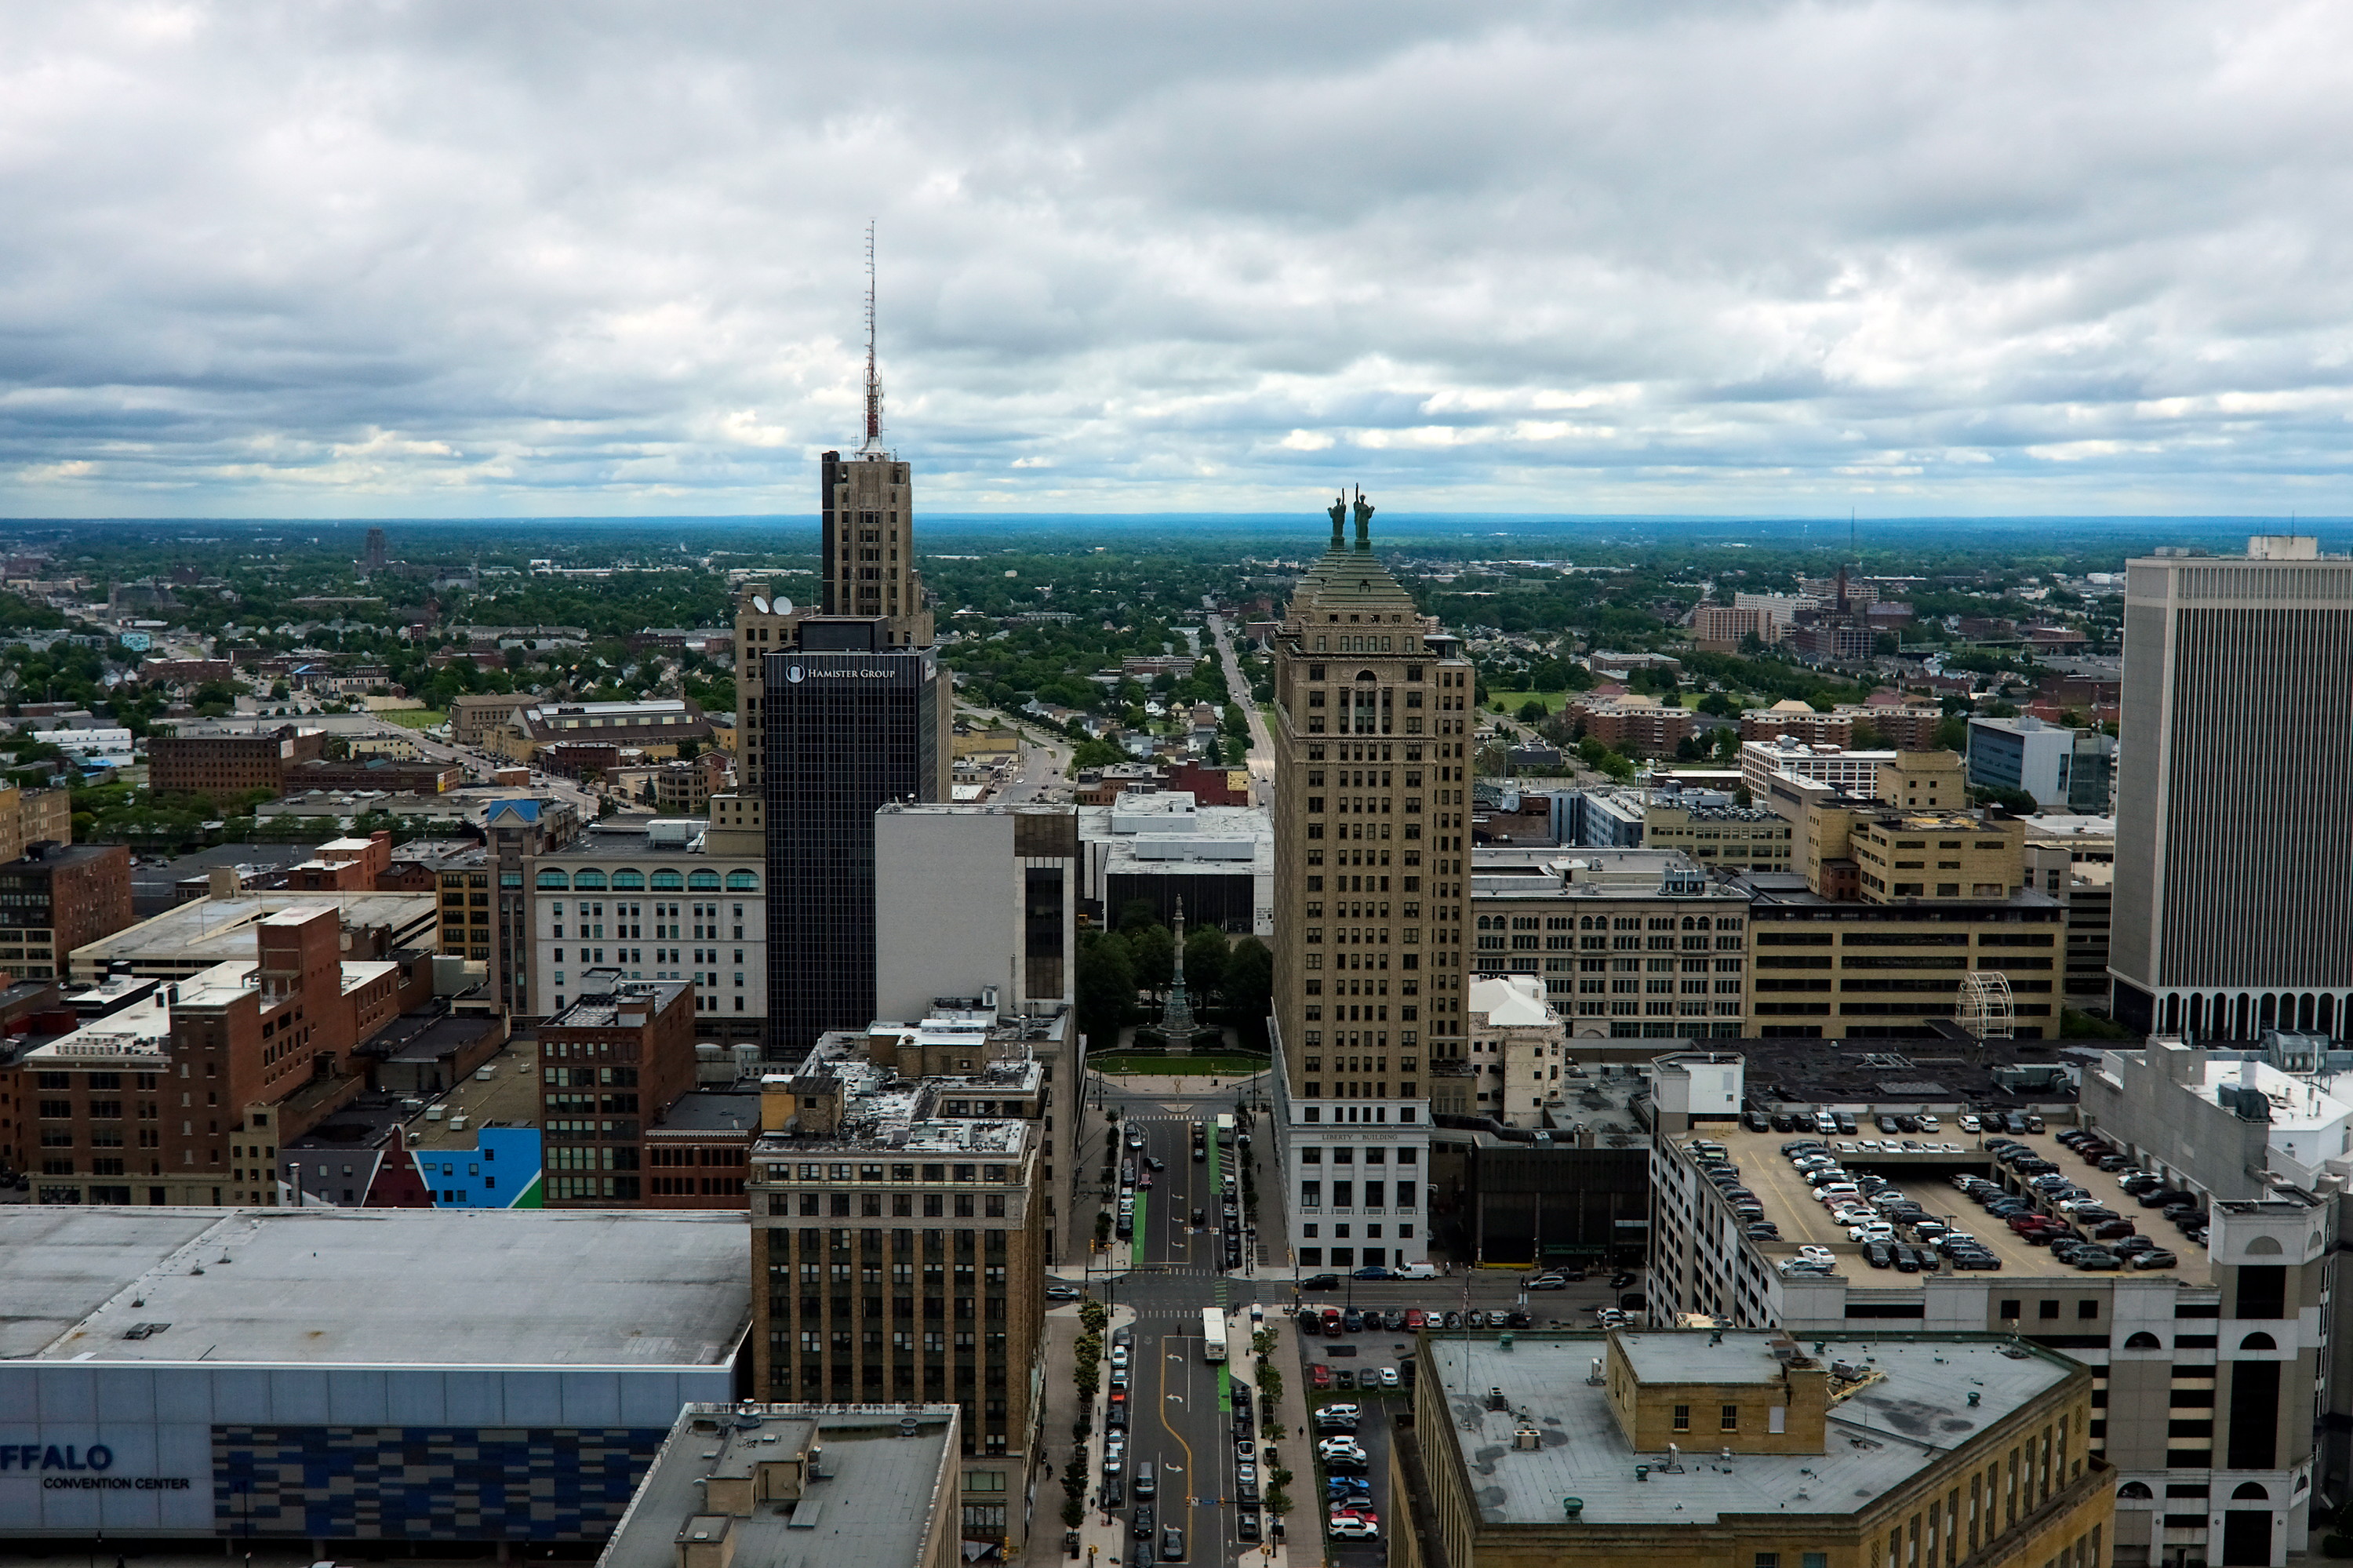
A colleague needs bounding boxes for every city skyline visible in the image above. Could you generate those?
[2,5,2351,518]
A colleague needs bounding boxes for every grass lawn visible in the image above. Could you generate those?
[1485,690,1578,713]
[1089,1053,1269,1076]
[376,709,449,729]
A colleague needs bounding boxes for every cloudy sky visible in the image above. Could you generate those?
[2,1,2349,518]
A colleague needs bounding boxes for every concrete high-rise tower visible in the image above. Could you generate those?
[1265,490,1475,1272]
[2111,534,2353,1039]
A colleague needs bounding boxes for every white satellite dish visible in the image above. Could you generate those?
[773,596,793,616]
[750,595,769,615]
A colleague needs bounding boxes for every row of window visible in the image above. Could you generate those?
[536,868,758,891]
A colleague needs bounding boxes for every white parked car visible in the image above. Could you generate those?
[1957,1113,1982,1133]
[1797,1245,1836,1264]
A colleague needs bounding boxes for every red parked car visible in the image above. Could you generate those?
[1311,1364,1334,1389]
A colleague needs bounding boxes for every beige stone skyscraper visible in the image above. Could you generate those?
[1266,491,1475,1272]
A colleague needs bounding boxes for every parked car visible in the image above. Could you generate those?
[1311,1364,1333,1389]
[1352,1266,1394,1281]
[1300,1274,1343,1291]
[2129,1250,2180,1270]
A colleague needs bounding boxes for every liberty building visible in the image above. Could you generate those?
[1267,493,1476,1271]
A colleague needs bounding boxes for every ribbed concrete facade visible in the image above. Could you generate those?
[2112,540,2353,1038]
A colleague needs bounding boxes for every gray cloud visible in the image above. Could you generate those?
[1,0,2349,517]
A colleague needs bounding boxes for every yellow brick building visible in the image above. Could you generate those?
[1399,1330,2112,1568]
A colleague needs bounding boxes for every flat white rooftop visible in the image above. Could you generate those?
[0,1207,750,1367]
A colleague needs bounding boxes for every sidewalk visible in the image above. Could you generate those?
[1232,1304,1326,1568]
[1018,1299,1140,1568]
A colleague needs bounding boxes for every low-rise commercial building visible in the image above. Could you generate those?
[1427,1066,1653,1268]
[1471,849,1751,1038]
[286,756,465,794]
[1405,1329,2111,1568]
[449,690,532,748]
[68,890,440,982]
[0,1206,746,1545]
[491,697,711,763]
[598,1404,963,1568]
[1077,791,1271,935]
[1643,793,1794,873]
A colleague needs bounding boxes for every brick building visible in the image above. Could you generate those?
[1567,696,1698,757]
[535,972,696,1205]
[0,842,133,980]
[148,725,326,798]
[449,692,531,749]
[285,832,396,892]
[16,906,430,1205]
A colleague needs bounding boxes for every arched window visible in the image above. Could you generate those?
[725,870,759,891]
[611,869,646,891]
[1476,915,1493,930]
[2239,1331,2278,1352]
[2232,1483,2270,1501]
[2124,1331,2162,1349]
[688,869,722,890]
[535,870,569,890]
[2244,1235,2283,1255]
[650,869,684,890]
[2118,1483,2154,1501]
[573,870,607,891]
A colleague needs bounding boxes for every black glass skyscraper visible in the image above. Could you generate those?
[760,618,948,1058]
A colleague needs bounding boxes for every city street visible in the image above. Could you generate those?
[1056,1075,1306,1568]
[1205,617,1271,803]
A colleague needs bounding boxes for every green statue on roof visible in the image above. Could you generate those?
[1352,487,1375,551]
[1328,493,1347,548]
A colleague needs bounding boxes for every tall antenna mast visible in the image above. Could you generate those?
[860,220,884,453]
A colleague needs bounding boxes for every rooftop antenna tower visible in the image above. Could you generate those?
[859,220,885,455]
